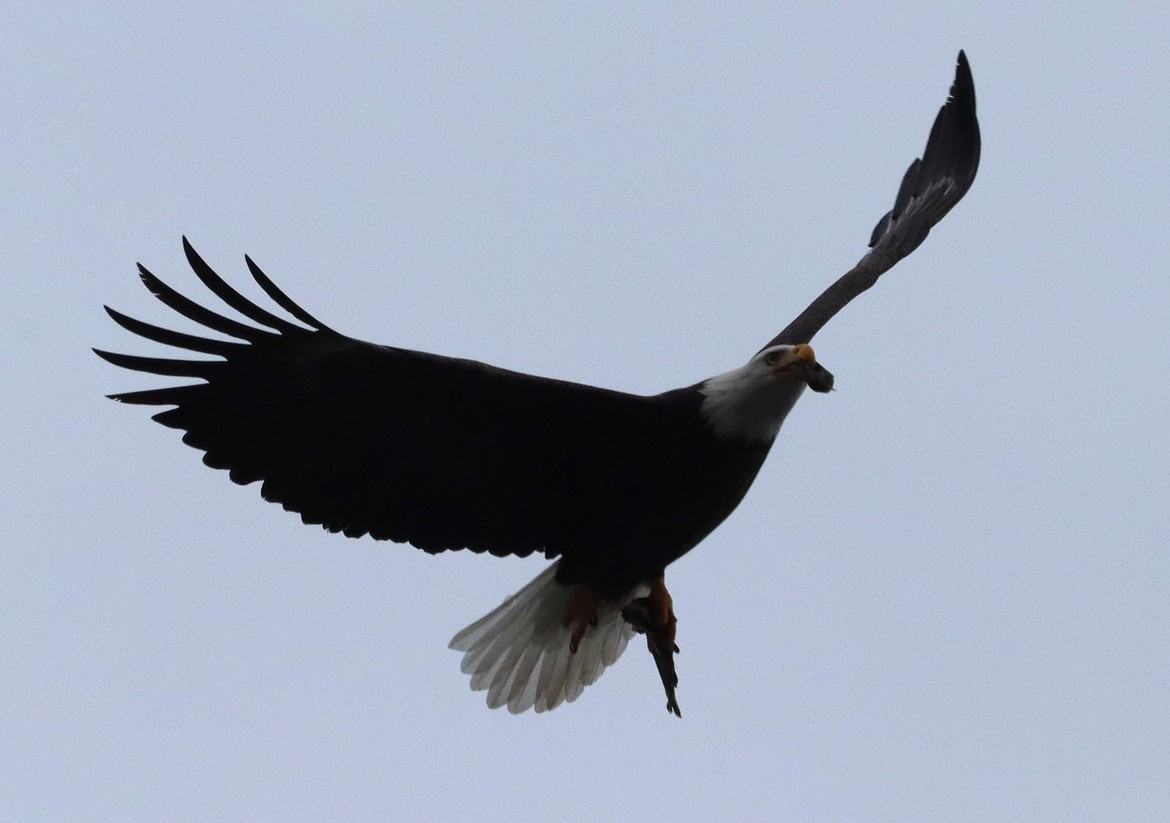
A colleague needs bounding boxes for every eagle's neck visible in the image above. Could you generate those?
[698,364,806,444]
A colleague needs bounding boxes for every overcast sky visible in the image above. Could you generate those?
[5,4,1169,822]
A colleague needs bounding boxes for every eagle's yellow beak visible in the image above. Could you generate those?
[770,344,816,377]
[772,344,834,393]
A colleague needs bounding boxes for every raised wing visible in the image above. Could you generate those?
[96,239,680,559]
[764,50,980,349]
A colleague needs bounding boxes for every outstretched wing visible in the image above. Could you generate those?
[763,50,980,349]
[96,239,676,559]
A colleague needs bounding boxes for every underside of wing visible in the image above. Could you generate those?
[95,239,675,560]
[765,50,981,349]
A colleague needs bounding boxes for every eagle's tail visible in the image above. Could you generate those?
[449,561,641,713]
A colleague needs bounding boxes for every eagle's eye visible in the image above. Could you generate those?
[763,351,780,367]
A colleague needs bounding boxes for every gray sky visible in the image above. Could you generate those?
[5,4,1169,821]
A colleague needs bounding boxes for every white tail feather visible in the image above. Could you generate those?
[449,561,645,713]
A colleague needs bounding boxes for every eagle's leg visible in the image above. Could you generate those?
[626,576,677,653]
[646,576,676,633]
[562,585,602,654]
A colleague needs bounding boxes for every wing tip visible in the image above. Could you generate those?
[181,236,213,280]
[759,49,981,350]
[92,347,119,365]
[951,49,977,117]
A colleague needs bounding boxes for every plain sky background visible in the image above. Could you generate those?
[4,4,1169,821]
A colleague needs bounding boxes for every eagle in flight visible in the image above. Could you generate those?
[97,52,979,716]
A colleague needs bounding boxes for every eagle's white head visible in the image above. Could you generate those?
[699,343,833,443]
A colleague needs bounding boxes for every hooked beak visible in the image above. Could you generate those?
[771,344,834,393]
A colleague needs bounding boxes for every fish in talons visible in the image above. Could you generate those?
[622,577,682,717]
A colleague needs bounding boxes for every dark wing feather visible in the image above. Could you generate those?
[96,241,685,560]
[763,50,980,349]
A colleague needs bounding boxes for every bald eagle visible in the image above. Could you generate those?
[96,51,979,716]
